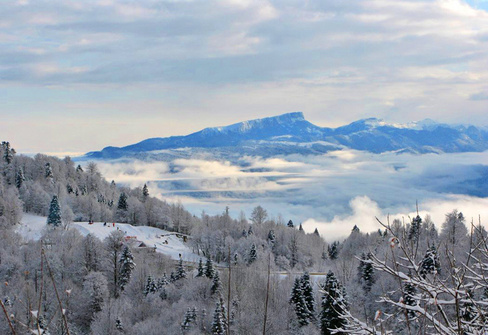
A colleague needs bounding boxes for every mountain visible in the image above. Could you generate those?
[84,112,488,160]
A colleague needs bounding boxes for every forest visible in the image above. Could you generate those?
[1,141,488,335]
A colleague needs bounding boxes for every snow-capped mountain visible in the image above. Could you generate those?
[85,112,488,159]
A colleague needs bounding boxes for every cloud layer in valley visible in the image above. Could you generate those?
[93,149,488,240]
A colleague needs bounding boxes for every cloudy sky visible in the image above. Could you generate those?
[1,0,488,154]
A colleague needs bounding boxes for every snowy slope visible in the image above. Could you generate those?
[17,214,199,262]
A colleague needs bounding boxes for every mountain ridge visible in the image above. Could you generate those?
[84,112,488,159]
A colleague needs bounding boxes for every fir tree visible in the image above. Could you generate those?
[419,245,441,278]
[403,280,417,320]
[352,225,360,233]
[408,215,422,242]
[287,219,294,228]
[212,298,227,335]
[159,286,168,300]
[299,223,304,232]
[314,228,320,236]
[76,164,84,173]
[290,277,311,327]
[328,241,339,260]
[248,243,257,265]
[211,270,222,295]
[2,141,14,164]
[360,253,375,293]
[205,258,215,279]
[45,162,53,179]
[117,192,128,211]
[157,274,169,290]
[301,272,316,317]
[196,258,205,277]
[181,307,198,332]
[174,257,187,281]
[118,246,135,292]
[143,275,157,296]
[247,225,253,236]
[320,271,348,335]
[47,195,62,226]
[142,183,149,200]
[15,167,25,189]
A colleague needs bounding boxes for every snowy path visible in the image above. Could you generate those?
[16,214,199,262]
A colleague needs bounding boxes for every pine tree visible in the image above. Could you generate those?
[320,271,348,335]
[159,286,168,300]
[247,225,253,236]
[314,228,320,236]
[205,258,215,279]
[408,215,422,242]
[143,275,157,296]
[181,307,198,332]
[211,270,222,295]
[142,183,149,200]
[117,192,128,211]
[328,241,339,260]
[174,257,187,281]
[15,167,25,189]
[157,273,169,290]
[2,141,14,164]
[76,164,84,173]
[45,162,53,179]
[248,243,257,265]
[352,225,360,233]
[196,258,205,277]
[290,277,311,326]
[299,223,304,232]
[301,272,316,317]
[47,195,62,226]
[118,246,135,292]
[212,298,227,335]
[287,220,294,228]
[360,253,375,293]
[403,280,417,320]
[419,245,441,278]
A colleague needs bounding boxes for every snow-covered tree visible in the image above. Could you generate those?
[319,271,348,335]
[47,194,61,226]
[248,243,257,265]
[196,258,205,277]
[205,258,215,279]
[211,270,222,295]
[118,246,135,292]
[290,277,311,327]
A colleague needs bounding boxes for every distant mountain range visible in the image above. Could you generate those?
[85,112,488,160]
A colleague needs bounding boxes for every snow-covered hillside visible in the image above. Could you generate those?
[17,213,199,262]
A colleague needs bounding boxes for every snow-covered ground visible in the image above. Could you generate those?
[17,213,199,262]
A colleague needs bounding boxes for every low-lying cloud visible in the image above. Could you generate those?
[89,149,488,240]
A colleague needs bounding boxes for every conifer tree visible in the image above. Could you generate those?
[142,183,149,200]
[328,241,339,260]
[47,195,62,226]
[45,162,53,179]
[419,245,441,278]
[174,257,187,281]
[299,223,304,232]
[157,274,169,290]
[117,192,128,211]
[76,164,84,173]
[403,281,417,320]
[115,318,124,332]
[212,298,227,335]
[314,228,320,236]
[320,271,348,335]
[196,258,205,277]
[360,253,375,293]
[159,286,168,300]
[290,277,311,327]
[287,220,294,228]
[118,246,135,292]
[181,307,198,332]
[15,167,25,189]
[247,225,253,236]
[205,258,215,279]
[301,272,315,317]
[211,270,222,295]
[408,215,422,242]
[2,141,14,164]
[143,275,157,296]
[248,243,257,265]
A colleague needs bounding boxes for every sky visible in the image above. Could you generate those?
[1,0,488,154]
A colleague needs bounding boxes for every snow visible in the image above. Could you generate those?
[17,213,199,262]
